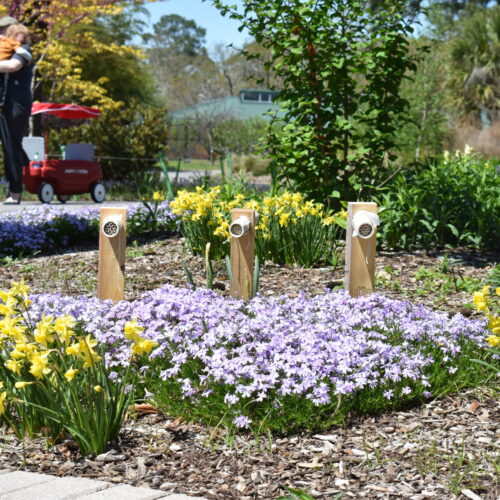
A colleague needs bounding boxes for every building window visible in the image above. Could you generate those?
[242,91,259,102]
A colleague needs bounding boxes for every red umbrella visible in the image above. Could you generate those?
[31,102,101,119]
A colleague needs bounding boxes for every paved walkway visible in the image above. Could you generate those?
[0,470,207,499]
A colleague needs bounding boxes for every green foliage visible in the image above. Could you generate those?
[446,6,500,123]
[76,5,158,106]
[143,14,207,58]
[486,264,500,289]
[49,102,169,181]
[212,117,268,156]
[375,152,500,250]
[395,39,451,163]
[276,487,320,500]
[213,0,419,206]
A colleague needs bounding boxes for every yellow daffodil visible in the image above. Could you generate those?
[66,342,81,358]
[473,291,488,312]
[131,338,158,356]
[64,368,79,382]
[9,279,30,298]
[486,335,499,348]
[54,315,77,343]
[124,318,144,343]
[152,191,164,201]
[0,391,6,415]
[94,385,103,393]
[29,352,51,379]
[6,358,23,375]
[15,381,35,389]
[79,336,102,368]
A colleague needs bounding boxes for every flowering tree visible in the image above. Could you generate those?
[0,0,155,110]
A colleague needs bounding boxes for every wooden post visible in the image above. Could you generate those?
[98,207,126,301]
[345,202,378,297]
[230,208,256,300]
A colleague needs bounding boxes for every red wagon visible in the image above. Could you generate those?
[22,103,106,204]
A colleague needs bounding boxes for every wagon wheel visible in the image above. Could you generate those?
[57,194,70,204]
[38,183,54,204]
[90,182,106,203]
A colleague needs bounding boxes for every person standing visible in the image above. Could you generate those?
[0,16,33,204]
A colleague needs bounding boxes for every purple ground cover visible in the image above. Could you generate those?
[0,202,177,255]
[28,285,488,414]
[0,206,98,254]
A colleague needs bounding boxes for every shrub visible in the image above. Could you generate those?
[375,149,500,250]
[232,154,270,177]
[49,101,168,181]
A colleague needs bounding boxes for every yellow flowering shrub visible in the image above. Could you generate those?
[171,187,346,266]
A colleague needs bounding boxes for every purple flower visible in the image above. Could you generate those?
[26,286,488,413]
[233,415,252,428]
[383,390,394,400]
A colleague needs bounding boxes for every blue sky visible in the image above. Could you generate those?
[143,0,250,50]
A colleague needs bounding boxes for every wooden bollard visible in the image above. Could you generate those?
[229,208,256,300]
[97,207,126,301]
[344,202,378,297]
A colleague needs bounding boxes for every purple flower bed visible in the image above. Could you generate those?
[0,202,177,256]
[0,206,98,254]
[28,286,488,412]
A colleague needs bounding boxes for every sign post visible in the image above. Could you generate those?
[345,202,378,297]
[98,207,126,301]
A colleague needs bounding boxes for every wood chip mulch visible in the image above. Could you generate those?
[0,238,498,499]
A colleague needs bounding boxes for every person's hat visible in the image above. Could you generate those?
[0,16,19,27]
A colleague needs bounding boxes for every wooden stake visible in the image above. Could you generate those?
[98,207,126,301]
[345,202,378,297]
[230,208,256,300]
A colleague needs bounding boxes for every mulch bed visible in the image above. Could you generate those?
[0,238,498,499]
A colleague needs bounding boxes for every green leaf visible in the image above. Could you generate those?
[332,57,345,68]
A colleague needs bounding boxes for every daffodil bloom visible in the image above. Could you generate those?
[64,368,79,382]
[54,315,76,344]
[0,391,6,415]
[79,336,102,368]
[9,279,30,298]
[486,335,499,348]
[66,342,81,357]
[124,318,144,343]
[15,381,34,389]
[487,315,500,335]
[29,351,51,379]
[10,342,37,360]
[131,338,158,356]
[152,191,163,201]
[6,358,23,375]
[34,314,56,347]
[473,291,488,312]
[94,385,103,393]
